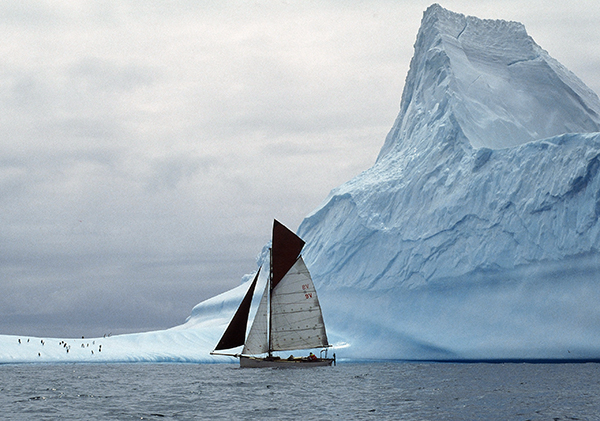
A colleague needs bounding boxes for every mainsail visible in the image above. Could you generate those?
[270,256,329,351]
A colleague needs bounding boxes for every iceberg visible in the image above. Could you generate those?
[298,4,600,360]
[2,4,600,363]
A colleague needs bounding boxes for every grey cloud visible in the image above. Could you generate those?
[145,154,216,191]
[68,57,158,93]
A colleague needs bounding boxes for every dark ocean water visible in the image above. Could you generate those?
[1,362,599,420]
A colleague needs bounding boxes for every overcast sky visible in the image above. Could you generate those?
[2,0,599,338]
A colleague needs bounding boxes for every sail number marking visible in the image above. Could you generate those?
[301,284,312,299]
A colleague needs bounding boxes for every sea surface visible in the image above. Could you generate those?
[1,361,599,420]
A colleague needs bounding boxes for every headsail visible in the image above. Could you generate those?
[241,279,270,355]
[213,269,260,351]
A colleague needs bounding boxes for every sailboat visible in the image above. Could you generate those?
[211,220,335,368]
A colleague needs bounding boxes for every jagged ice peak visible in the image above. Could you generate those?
[300,4,600,294]
[378,4,600,160]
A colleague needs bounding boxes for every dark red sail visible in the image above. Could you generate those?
[271,219,305,290]
[214,269,260,351]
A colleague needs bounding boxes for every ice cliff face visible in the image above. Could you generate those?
[297,4,600,359]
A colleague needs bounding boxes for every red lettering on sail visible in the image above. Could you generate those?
[302,284,310,290]
[305,293,313,299]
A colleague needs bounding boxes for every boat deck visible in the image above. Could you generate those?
[240,355,335,368]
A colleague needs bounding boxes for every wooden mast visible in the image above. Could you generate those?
[268,247,272,357]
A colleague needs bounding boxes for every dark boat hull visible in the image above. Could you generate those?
[240,355,334,368]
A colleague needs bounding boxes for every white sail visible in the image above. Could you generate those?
[270,257,329,351]
[242,280,269,355]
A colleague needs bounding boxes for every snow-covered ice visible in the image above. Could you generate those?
[2,4,600,363]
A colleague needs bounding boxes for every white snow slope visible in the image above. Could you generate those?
[2,4,600,363]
